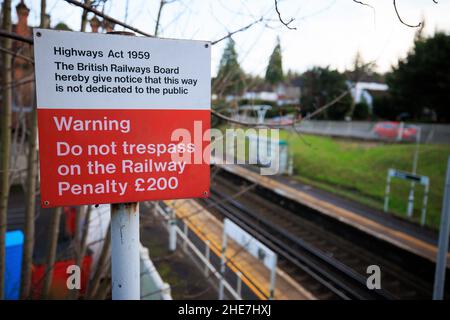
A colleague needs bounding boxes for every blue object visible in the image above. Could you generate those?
[5,230,24,300]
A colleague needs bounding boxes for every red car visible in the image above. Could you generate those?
[373,122,418,140]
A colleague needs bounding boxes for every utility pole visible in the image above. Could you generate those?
[0,0,13,300]
[433,156,450,300]
[80,0,92,32]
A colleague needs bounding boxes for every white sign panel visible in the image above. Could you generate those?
[223,218,277,270]
[34,29,210,110]
[33,29,211,207]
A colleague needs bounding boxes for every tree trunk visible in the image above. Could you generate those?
[20,0,46,300]
[87,224,111,299]
[69,205,91,299]
[0,0,13,300]
[20,86,38,300]
[94,263,111,300]
[73,0,92,298]
[41,207,62,299]
[78,206,91,264]
[80,0,92,32]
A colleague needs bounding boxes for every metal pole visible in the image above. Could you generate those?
[433,156,450,300]
[105,30,140,301]
[111,203,140,300]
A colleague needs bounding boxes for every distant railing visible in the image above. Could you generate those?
[234,115,450,145]
[152,202,267,300]
[295,120,450,145]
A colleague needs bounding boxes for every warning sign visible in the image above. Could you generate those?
[33,29,211,207]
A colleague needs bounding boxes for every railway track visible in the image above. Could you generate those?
[199,171,437,300]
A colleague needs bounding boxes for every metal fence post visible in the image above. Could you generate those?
[111,203,140,300]
[396,121,404,141]
[183,222,188,252]
[205,240,211,276]
[407,127,421,217]
[421,182,429,226]
[236,271,242,299]
[269,255,277,300]
[384,172,392,212]
[169,208,177,252]
[218,232,228,300]
[433,156,450,300]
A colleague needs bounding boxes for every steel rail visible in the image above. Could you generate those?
[207,190,396,300]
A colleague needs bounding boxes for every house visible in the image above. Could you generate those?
[241,79,301,106]
[11,0,35,117]
[8,1,114,120]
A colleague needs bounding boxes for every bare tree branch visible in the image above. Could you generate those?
[64,0,153,36]
[0,46,33,63]
[154,0,167,37]
[274,0,297,30]
[211,17,264,45]
[353,0,373,8]
[0,30,33,44]
[392,0,421,28]
[80,0,92,32]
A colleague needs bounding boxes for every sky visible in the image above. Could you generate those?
[17,0,450,77]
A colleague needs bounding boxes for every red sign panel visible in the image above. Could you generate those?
[33,29,210,207]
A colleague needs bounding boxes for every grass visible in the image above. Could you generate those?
[279,131,450,229]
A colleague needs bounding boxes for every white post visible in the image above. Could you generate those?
[218,232,228,300]
[407,127,421,217]
[396,122,404,141]
[384,173,391,212]
[183,222,188,252]
[169,208,177,252]
[236,271,242,299]
[111,203,140,300]
[256,106,267,125]
[406,188,415,218]
[421,182,429,226]
[204,240,210,276]
[433,157,450,300]
[269,255,277,300]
